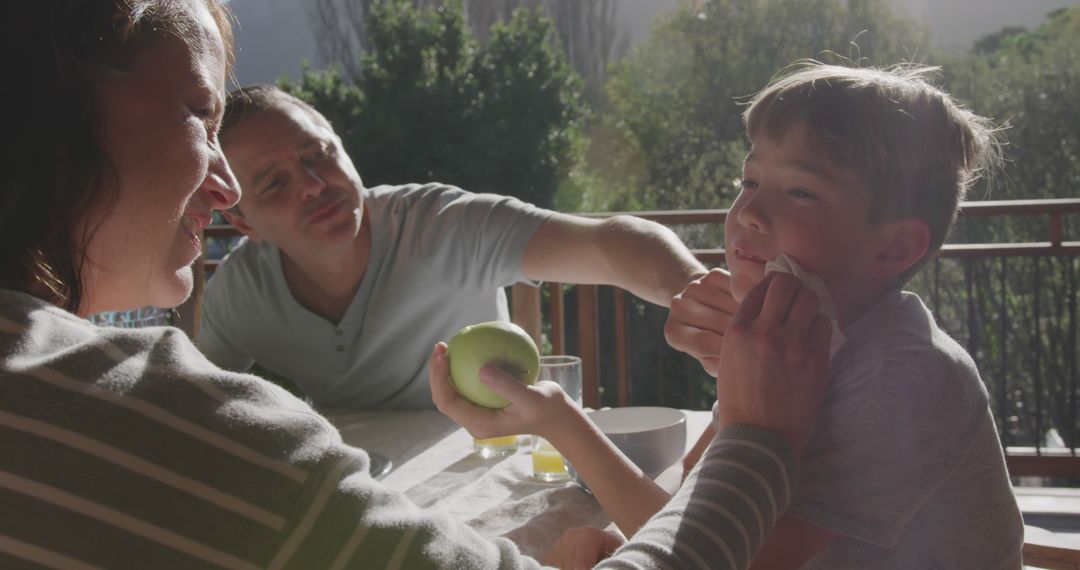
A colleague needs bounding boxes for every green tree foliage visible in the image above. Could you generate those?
[282,0,586,209]
[578,0,931,412]
[948,7,1080,207]
[590,2,1079,453]
[586,0,930,213]
[925,7,1080,451]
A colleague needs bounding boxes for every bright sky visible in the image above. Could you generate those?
[227,0,1080,87]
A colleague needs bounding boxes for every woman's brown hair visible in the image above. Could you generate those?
[1,0,233,313]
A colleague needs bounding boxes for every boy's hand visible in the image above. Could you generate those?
[681,422,718,482]
[716,273,832,454]
[428,343,576,441]
[665,268,738,377]
[543,526,625,569]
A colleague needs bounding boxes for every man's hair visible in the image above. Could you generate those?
[1,0,234,313]
[221,84,330,140]
[218,85,333,216]
[743,62,1002,283]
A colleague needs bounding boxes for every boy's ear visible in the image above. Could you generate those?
[221,208,264,242]
[871,219,930,280]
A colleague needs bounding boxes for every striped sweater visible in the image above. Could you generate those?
[0,289,794,569]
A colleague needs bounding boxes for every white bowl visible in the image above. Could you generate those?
[585,406,687,480]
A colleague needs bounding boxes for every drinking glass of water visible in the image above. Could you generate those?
[531,355,582,482]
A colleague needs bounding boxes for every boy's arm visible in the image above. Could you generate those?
[682,421,718,480]
[749,515,836,569]
[544,405,672,536]
[428,343,671,537]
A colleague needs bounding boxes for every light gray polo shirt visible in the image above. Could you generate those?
[196,183,551,410]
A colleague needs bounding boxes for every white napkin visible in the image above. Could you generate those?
[764,254,846,359]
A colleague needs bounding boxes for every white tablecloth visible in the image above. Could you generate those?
[323,408,712,560]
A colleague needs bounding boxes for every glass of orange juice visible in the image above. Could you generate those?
[530,356,582,481]
[531,436,569,481]
[473,435,519,458]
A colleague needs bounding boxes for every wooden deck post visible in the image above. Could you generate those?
[510,283,542,348]
[613,288,629,407]
[548,282,566,355]
[577,285,600,409]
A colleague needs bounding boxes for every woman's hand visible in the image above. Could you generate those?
[543,526,625,569]
[428,342,577,441]
[715,272,832,454]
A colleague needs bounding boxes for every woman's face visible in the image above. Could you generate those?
[81,0,239,315]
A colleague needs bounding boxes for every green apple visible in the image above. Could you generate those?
[447,321,540,409]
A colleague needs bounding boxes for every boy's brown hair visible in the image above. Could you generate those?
[743,62,1001,283]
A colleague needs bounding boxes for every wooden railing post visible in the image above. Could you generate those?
[1051,212,1063,247]
[576,285,601,409]
[548,282,566,355]
[613,288,629,407]
[510,283,542,348]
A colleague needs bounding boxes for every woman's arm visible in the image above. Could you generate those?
[597,424,797,570]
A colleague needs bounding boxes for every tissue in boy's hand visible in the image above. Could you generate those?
[763,254,846,359]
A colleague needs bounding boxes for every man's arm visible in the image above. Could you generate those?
[522,213,706,307]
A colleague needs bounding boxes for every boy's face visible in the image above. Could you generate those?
[726,121,885,315]
[222,104,366,254]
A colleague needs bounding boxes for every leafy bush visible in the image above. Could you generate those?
[282,0,587,210]
[587,0,929,212]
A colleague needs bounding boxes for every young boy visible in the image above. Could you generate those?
[671,62,1025,568]
[433,62,1024,569]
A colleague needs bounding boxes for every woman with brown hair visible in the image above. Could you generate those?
[0,1,825,567]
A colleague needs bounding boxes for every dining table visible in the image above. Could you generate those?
[322,407,713,561]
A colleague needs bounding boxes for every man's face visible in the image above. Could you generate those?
[725,121,884,309]
[222,104,364,253]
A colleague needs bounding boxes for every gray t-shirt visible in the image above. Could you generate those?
[791,290,1023,568]
[197,183,551,410]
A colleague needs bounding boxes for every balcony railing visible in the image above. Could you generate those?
[191,198,1080,480]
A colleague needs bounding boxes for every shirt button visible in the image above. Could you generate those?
[336,345,345,352]
[335,329,343,336]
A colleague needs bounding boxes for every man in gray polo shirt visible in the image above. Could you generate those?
[196,85,707,410]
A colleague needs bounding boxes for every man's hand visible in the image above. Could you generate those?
[715,272,832,453]
[664,268,738,377]
[428,343,577,441]
[543,526,625,569]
